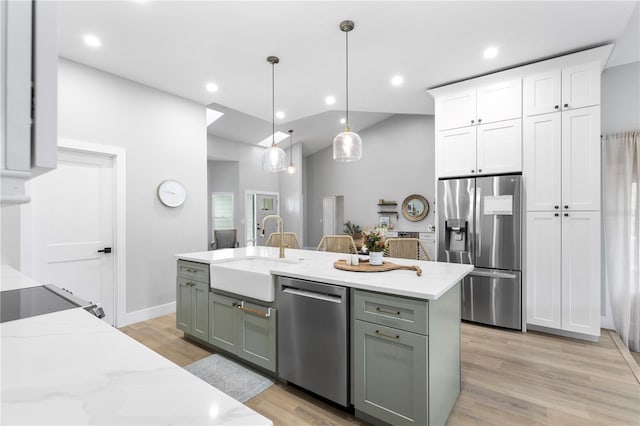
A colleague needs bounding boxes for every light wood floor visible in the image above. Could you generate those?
[632,351,640,368]
[120,315,640,426]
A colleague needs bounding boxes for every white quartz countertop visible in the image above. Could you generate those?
[177,247,474,300]
[0,266,272,426]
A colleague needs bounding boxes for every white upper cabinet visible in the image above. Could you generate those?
[436,89,477,130]
[523,70,562,116]
[523,62,600,116]
[523,113,562,211]
[436,79,521,131]
[476,119,522,175]
[436,127,477,178]
[561,106,601,211]
[475,79,522,125]
[561,62,600,111]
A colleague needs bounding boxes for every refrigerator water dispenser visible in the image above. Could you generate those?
[445,219,468,252]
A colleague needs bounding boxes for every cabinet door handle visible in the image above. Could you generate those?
[564,213,569,217]
[236,301,272,318]
[471,119,475,124]
[477,118,482,123]
[478,169,482,173]
[554,205,559,209]
[376,306,400,316]
[471,170,475,174]
[564,103,569,108]
[375,330,400,340]
[554,213,559,217]
[564,205,569,209]
[554,105,559,109]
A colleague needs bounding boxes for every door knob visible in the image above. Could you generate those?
[97,247,112,254]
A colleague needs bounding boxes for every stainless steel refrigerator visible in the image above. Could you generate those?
[437,174,522,330]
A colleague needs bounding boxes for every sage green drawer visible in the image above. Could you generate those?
[353,289,428,335]
[177,260,210,284]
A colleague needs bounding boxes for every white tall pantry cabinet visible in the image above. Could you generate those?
[524,61,602,337]
[431,46,610,340]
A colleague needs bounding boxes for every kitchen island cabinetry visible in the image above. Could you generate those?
[176,260,209,341]
[209,291,277,372]
[353,286,460,426]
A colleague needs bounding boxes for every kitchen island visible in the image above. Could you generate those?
[0,266,272,426]
[177,247,474,425]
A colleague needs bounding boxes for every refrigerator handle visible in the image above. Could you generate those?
[475,185,481,260]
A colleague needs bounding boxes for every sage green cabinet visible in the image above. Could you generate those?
[176,260,210,341]
[176,277,209,341]
[353,284,461,426]
[354,319,428,425]
[208,291,277,373]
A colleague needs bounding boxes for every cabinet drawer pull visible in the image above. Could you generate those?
[375,330,400,340]
[237,301,271,318]
[376,306,400,316]
[186,268,199,273]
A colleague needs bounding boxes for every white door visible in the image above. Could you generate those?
[476,79,522,124]
[523,113,562,211]
[526,212,562,329]
[26,149,115,325]
[436,89,476,131]
[523,70,561,116]
[561,106,601,211]
[561,211,601,336]
[476,118,522,175]
[561,61,600,111]
[254,193,279,246]
[436,127,477,177]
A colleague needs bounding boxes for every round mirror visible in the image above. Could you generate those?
[401,194,429,222]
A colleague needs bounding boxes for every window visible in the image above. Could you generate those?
[212,193,233,230]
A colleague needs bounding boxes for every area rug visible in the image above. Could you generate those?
[184,354,274,402]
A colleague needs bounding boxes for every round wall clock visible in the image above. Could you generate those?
[157,180,186,208]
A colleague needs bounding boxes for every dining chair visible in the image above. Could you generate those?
[265,232,301,249]
[210,229,239,250]
[384,237,432,261]
[316,235,358,254]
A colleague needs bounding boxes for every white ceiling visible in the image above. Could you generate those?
[58,1,639,155]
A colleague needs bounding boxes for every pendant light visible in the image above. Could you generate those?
[333,20,362,162]
[286,129,297,174]
[262,56,287,172]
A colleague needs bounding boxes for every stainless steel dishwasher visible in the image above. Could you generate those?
[277,277,349,407]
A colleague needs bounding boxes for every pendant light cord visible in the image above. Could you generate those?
[345,29,349,129]
[272,61,275,147]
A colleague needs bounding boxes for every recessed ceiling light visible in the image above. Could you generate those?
[340,118,346,124]
[325,96,336,105]
[83,34,102,48]
[276,111,285,119]
[483,46,499,59]
[257,131,289,147]
[391,75,404,86]
[206,82,218,93]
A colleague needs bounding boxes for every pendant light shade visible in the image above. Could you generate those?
[262,56,287,172]
[286,129,297,174]
[333,20,362,162]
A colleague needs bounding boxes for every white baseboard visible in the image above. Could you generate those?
[526,323,600,342]
[118,302,176,328]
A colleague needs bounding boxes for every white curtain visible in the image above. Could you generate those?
[603,130,640,352]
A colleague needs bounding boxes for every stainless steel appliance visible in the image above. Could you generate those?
[437,174,522,330]
[277,277,349,407]
[0,284,105,323]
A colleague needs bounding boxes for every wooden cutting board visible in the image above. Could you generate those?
[334,259,422,276]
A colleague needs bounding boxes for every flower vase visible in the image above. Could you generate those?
[369,251,383,266]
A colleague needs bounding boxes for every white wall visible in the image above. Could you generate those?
[207,135,280,245]
[207,160,240,244]
[602,61,640,134]
[53,59,208,319]
[305,114,435,247]
[1,205,20,268]
[279,142,304,246]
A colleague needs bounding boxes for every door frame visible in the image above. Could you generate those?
[245,189,279,247]
[20,138,127,327]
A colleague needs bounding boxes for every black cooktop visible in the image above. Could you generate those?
[0,286,79,323]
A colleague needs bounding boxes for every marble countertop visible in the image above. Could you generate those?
[0,266,272,426]
[177,247,473,300]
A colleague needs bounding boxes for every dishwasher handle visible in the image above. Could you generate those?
[282,286,343,304]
